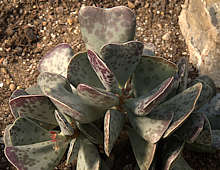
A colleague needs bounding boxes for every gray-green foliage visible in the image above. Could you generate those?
[3,5,219,170]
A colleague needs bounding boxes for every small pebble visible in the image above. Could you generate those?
[0,67,7,74]
[9,84,16,91]
[128,1,135,9]
[162,32,171,41]
[67,18,73,25]
[0,82,3,88]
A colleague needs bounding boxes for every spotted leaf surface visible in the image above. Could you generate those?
[5,138,68,170]
[100,41,143,87]
[161,136,185,170]
[174,112,204,143]
[76,137,101,170]
[7,117,52,146]
[132,56,177,97]
[66,138,80,165]
[38,72,104,123]
[128,128,156,170]
[126,77,175,116]
[104,109,125,156]
[76,122,103,144]
[9,95,57,125]
[142,43,155,57]
[87,50,120,93]
[67,51,104,88]
[176,57,188,93]
[9,89,28,119]
[77,83,119,109]
[25,84,43,95]
[79,6,136,56]
[162,83,202,138]
[39,43,74,78]
[128,110,173,143]
[171,156,193,170]
[55,110,74,136]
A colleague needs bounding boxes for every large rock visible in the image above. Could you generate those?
[179,0,220,87]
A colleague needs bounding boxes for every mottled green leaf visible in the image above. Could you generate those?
[25,84,43,95]
[79,6,136,56]
[128,128,156,170]
[128,110,173,143]
[132,56,177,97]
[38,43,74,78]
[77,83,119,109]
[163,83,202,138]
[67,51,104,88]
[76,137,101,170]
[100,41,143,87]
[104,109,125,156]
[4,124,13,147]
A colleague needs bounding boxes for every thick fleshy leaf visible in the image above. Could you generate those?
[199,93,220,130]
[9,95,57,125]
[100,41,143,87]
[174,112,204,143]
[194,114,212,146]
[163,83,202,138]
[126,77,175,116]
[132,56,177,97]
[55,110,74,136]
[104,109,125,156]
[142,43,155,57]
[79,6,136,56]
[128,110,173,143]
[128,128,156,170]
[4,124,13,147]
[67,51,104,88]
[176,57,188,93]
[171,156,193,170]
[25,84,43,95]
[38,43,74,78]
[38,72,104,123]
[212,130,220,150]
[160,136,185,170]
[5,138,68,170]
[9,89,28,118]
[190,76,216,109]
[77,83,119,109]
[6,117,52,146]
[66,138,80,165]
[87,50,120,93]
[76,122,103,145]
[76,137,101,170]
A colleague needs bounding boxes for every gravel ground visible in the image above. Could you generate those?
[0,0,219,169]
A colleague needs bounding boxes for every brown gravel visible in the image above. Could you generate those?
[0,0,219,170]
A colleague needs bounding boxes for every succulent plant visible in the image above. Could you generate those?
[3,5,220,170]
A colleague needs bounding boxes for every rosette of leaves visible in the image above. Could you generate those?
[3,5,220,170]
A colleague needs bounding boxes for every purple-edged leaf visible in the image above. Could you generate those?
[194,114,212,146]
[25,84,43,95]
[128,128,157,170]
[171,156,193,170]
[104,109,125,156]
[162,83,202,138]
[100,41,143,87]
[176,57,188,93]
[87,50,120,93]
[174,112,204,143]
[4,124,13,147]
[6,117,52,146]
[55,110,74,136]
[161,136,185,170]
[5,137,69,170]
[79,6,136,56]
[126,77,175,116]
[128,110,173,143]
[66,137,80,165]
[38,72,104,123]
[39,43,74,78]
[132,56,177,97]
[9,89,28,118]
[67,51,104,88]
[76,137,101,170]
[9,95,57,125]
[76,122,103,145]
[77,83,119,109]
